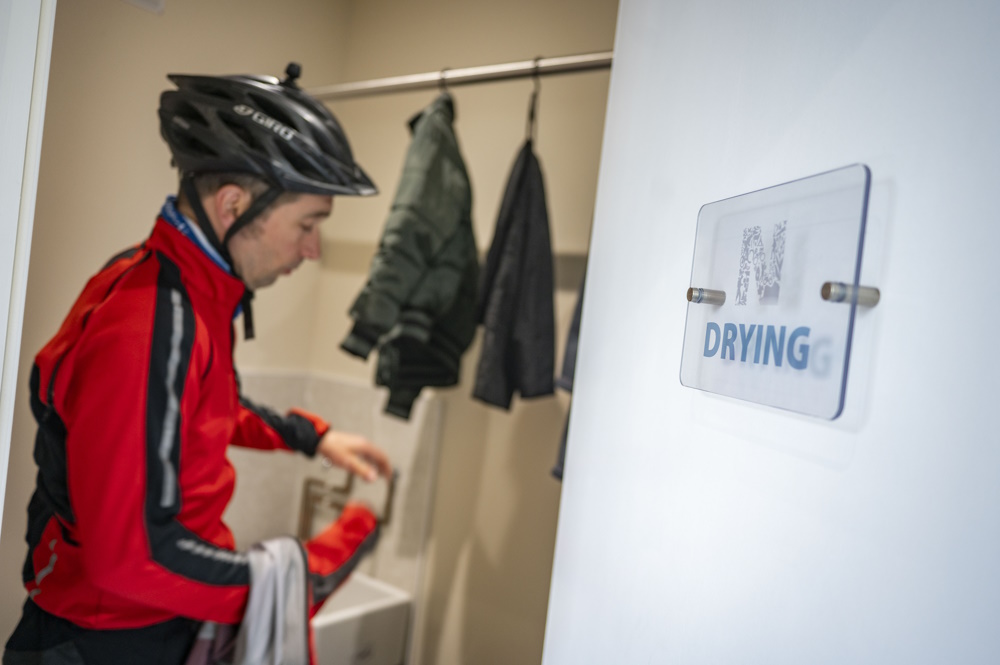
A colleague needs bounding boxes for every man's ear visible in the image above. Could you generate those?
[213,184,252,234]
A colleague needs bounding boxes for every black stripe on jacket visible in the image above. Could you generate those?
[146,254,249,586]
[239,394,323,456]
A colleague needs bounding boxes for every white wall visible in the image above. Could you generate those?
[544,1,1000,663]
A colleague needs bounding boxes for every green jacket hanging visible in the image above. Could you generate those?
[341,93,479,419]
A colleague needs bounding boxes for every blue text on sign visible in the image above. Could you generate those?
[703,323,810,370]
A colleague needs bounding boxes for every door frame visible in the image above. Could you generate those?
[0,0,56,531]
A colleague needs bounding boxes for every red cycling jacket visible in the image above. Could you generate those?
[20,217,378,629]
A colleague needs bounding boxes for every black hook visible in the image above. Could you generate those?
[526,56,542,142]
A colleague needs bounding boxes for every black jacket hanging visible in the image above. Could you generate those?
[473,139,555,409]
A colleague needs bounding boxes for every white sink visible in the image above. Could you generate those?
[312,572,412,665]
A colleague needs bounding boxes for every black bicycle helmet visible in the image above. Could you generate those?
[159,62,376,197]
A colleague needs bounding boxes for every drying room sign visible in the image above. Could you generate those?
[679,164,871,419]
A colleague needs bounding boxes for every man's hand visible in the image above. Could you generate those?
[317,430,392,482]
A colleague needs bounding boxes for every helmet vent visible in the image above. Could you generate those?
[173,100,209,127]
[276,140,326,183]
[248,93,298,130]
[177,133,220,159]
[220,114,266,152]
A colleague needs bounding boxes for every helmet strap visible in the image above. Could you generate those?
[181,174,232,265]
[221,187,281,341]
[222,187,282,246]
[180,174,282,341]
[239,289,256,341]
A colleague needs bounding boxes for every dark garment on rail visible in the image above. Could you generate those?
[341,93,479,419]
[552,278,585,481]
[473,140,555,409]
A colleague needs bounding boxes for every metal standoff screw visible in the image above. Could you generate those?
[821,282,880,307]
[687,287,726,306]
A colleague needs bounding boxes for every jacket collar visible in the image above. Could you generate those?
[146,217,246,314]
[159,195,231,273]
[409,92,454,133]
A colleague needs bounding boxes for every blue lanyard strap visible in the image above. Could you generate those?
[160,195,231,273]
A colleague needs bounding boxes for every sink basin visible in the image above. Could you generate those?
[312,572,412,665]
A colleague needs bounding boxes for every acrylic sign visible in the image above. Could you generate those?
[679,164,871,419]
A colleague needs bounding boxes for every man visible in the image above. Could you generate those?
[3,64,391,663]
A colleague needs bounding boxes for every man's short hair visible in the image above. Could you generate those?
[178,172,301,218]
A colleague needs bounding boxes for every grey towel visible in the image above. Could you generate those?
[186,537,309,665]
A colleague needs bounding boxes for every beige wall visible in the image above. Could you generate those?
[0,0,351,634]
[313,2,618,664]
[0,0,619,662]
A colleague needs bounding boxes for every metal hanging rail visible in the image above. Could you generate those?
[308,51,613,101]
